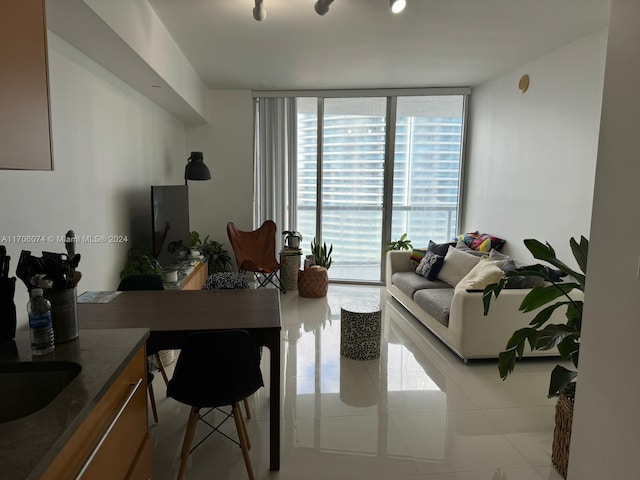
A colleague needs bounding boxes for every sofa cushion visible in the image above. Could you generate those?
[391,271,450,298]
[415,251,445,280]
[456,240,489,257]
[455,257,505,292]
[414,288,454,327]
[429,240,456,256]
[437,246,482,287]
[456,231,506,252]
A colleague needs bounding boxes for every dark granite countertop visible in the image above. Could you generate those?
[0,328,149,480]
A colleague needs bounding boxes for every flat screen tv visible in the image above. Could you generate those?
[151,185,190,267]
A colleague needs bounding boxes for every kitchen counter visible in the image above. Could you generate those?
[0,328,149,480]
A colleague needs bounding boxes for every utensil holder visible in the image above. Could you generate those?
[0,277,16,341]
[45,287,79,343]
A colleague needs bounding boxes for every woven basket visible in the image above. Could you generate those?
[552,382,576,479]
[297,267,328,298]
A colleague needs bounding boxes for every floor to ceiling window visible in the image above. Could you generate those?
[256,89,469,283]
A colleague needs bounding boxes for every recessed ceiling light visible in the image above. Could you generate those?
[390,0,406,14]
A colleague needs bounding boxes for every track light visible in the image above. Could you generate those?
[253,0,266,21]
[314,0,334,16]
[390,0,406,14]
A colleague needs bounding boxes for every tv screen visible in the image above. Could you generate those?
[151,185,190,267]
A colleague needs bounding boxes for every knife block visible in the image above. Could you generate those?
[0,277,17,341]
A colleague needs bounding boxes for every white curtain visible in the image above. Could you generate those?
[253,97,297,251]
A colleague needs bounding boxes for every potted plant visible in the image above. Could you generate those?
[282,230,303,249]
[385,233,412,251]
[120,248,163,279]
[482,236,587,479]
[190,231,233,275]
[299,237,333,298]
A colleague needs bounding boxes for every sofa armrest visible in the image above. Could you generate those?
[385,250,413,286]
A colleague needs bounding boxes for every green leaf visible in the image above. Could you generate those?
[534,324,578,351]
[498,350,518,380]
[565,301,583,330]
[548,365,577,398]
[483,280,506,315]
[570,236,589,275]
[505,327,536,351]
[519,283,580,312]
[528,302,571,328]
[556,336,580,364]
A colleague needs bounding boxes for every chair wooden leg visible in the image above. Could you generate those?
[232,403,255,480]
[154,352,170,385]
[178,407,199,480]
[243,397,251,420]
[148,383,158,423]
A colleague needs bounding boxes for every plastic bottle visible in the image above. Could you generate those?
[27,288,55,355]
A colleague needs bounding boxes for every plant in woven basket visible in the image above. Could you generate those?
[482,236,587,398]
[483,237,587,479]
[310,237,333,270]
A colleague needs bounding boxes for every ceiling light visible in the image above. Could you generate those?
[390,0,406,14]
[314,0,334,16]
[253,0,266,21]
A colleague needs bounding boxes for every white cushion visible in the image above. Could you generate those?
[437,246,481,287]
[455,257,506,292]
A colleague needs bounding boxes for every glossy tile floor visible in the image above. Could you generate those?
[151,285,565,480]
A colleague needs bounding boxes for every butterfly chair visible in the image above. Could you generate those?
[167,330,264,480]
[227,220,285,293]
[117,273,168,423]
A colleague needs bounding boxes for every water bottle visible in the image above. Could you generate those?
[27,288,55,355]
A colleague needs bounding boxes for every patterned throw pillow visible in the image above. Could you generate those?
[415,251,445,280]
[456,231,506,252]
[202,272,249,290]
[428,240,456,256]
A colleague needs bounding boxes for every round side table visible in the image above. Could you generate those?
[340,302,382,360]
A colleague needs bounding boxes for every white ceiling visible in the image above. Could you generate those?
[147,0,611,91]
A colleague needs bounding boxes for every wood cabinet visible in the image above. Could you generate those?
[0,0,53,170]
[42,345,151,479]
[179,261,208,290]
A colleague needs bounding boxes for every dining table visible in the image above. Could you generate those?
[77,288,282,471]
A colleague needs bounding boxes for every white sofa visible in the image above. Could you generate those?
[385,250,563,361]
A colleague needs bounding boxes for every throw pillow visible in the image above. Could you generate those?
[455,257,506,292]
[415,251,445,280]
[409,248,428,267]
[455,240,489,257]
[489,249,514,270]
[456,231,506,252]
[437,246,482,287]
[428,240,456,256]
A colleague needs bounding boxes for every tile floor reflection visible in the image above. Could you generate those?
[151,285,564,480]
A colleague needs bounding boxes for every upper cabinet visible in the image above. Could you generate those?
[0,0,53,170]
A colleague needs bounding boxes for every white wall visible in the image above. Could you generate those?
[569,0,640,477]
[186,90,254,260]
[0,33,186,329]
[464,30,607,263]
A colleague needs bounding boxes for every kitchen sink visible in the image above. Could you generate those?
[0,361,81,423]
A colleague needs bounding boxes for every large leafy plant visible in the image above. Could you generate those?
[385,233,413,251]
[482,236,587,397]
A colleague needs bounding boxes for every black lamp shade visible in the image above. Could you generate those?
[184,151,211,182]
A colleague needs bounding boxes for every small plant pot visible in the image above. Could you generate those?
[298,267,328,298]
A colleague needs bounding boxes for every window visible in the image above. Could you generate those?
[256,90,468,283]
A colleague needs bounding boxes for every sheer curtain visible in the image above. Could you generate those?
[253,97,297,251]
